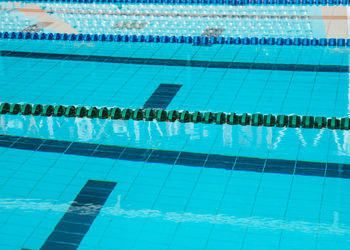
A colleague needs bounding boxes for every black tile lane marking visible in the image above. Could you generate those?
[1,134,350,179]
[142,84,182,109]
[1,50,348,73]
[40,180,116,250]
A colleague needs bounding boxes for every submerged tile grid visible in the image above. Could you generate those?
[0,139,348,249]
[0,113,345,249]
[0,101,348,250]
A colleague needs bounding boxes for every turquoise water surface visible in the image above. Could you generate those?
[0,2,350,250]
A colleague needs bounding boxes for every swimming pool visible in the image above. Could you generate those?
[0,1,350,250]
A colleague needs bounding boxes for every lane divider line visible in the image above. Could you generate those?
[0,31,349,47]
[0,102,349,130]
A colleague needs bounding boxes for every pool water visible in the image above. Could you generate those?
[0,2,350,250]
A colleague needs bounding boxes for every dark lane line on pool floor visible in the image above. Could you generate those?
[142,84,182,109]
[40,180,116,250]
[1,50,348,73]
[0,134,349,180]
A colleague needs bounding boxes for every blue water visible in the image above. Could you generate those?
[1,2,350,250]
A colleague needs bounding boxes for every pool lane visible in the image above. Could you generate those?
[1,41,349,118]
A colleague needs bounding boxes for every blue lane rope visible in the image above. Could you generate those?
[0,0,348,5]
[0,31,347,47]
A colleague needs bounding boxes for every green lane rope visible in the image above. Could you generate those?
[0,102,349,130]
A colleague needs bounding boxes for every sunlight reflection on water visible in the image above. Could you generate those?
[0,198,348,236]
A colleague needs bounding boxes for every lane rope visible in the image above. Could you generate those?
[0,31,348,47]
[0,102,348,130]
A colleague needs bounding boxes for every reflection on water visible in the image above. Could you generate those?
[313,129,324,147]
[272,127,286,150]
[1,114,350,158]
[76,118,94,141]
[0,198,348,236]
